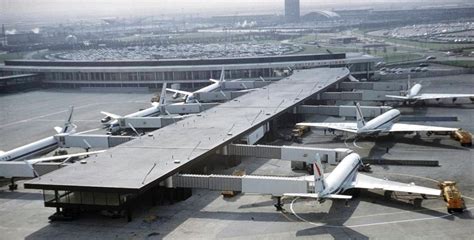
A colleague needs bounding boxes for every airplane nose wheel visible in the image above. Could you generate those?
[274,196,284,211]
[9,178,18,191]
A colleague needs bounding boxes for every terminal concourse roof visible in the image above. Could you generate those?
[25,67,350,193]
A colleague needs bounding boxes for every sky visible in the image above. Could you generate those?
[0,0,470,25]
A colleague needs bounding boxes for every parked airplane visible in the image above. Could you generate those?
[0,149,106,190]
[24,150,106,165]
[385,79,474,103]
[296,102,457,136]
[284,153,441,201]
[166,67,226,103]
[101,83,168,133]
[0,107,76,162]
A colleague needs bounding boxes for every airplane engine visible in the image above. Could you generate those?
[172,92,179,99]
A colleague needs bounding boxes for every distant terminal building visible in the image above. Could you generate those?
[0,53,381,90]
[329,37,358,44]
[285,0,300,23]
[301,10,341,22]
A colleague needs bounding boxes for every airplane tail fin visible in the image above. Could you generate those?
[159,82,168,113]
[407,75,411,90]
[55,106,76,134]
[219,66,225,82]
[354,102,366,129]
[312,153,327,193]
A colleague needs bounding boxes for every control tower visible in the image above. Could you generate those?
[285,0,300,23]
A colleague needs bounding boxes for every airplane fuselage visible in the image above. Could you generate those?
[185,82,221,103]
[358,109,401,134]
[407,84,422,99]
[0,136,58,161]
[108,105,161,133]
[320,153,361,196]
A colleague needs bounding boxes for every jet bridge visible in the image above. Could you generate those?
[319,90,403,101]
[172,174,310,197]
[296,105,392,118]
[221,80,271,90]
[115,103,219,130]
[219,144,352,166]
[194,91,249,102]
[337,82,406,91]
[57,134,133,149]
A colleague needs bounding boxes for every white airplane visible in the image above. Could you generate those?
[386,79,474,103]
[284,153,441,201]
[297,102,457,136]
[0,149,106,190]
[0,107,77,162]
[101,83,168,133]
[24,150,106,165]
[166,67,227,103]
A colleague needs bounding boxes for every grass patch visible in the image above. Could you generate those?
[370,35,474,51]
[0,52,25,63]
[439,60,474,69]
[373,52,423,63]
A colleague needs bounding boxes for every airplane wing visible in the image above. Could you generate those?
[166,88,192,96]
[352,173,441,196]
[414,93,474,101]
[283,193,352,199]
[25,150,106,164]
[385,95,409,100]
[209,79,220,83]
[236,89,258,93]
[283,193,320,198]
[297,122,358,133]
[100,111,122,119]
[388,123,457,132]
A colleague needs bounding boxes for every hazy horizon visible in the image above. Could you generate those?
[0,0,471,27]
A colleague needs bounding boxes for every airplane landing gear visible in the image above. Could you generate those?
[8,178,18,191]
[274,196,284,211]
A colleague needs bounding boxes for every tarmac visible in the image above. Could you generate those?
[0,74,473,239]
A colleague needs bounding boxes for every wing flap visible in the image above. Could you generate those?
[389,123,457,132]
[166,88,192,96]
[353,173,441,196]
[325,194,352,199]
[385,95,409,100]
[297,122,358,133]
[283,193,319,199]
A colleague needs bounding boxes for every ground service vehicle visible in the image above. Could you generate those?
[438,181,466,213]
[450,129,472,147]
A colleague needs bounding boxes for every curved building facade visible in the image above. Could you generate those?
[0,53,381,90]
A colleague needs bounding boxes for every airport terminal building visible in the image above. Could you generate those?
[0,53,381,90]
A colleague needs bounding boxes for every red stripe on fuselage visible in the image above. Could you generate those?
[314,163,322,176]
